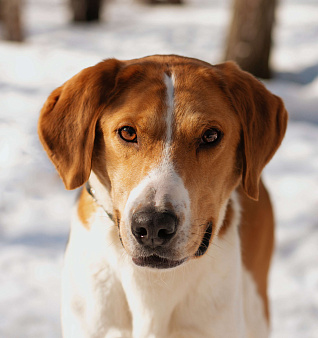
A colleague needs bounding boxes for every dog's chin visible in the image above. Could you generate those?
[132,255,186,269]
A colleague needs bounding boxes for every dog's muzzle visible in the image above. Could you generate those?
[130,208,185,269]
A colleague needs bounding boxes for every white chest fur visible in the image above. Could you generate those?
[61,195,268,338]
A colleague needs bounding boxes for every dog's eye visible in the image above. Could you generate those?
[201,128,222,145]
[119,126,137,143]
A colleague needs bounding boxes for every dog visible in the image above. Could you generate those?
[38,55,288,338]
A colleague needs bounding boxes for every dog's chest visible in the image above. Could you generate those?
[63,207,253,338]
[88,258,245,338]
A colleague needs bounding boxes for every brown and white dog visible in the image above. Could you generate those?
[38,55,287,338]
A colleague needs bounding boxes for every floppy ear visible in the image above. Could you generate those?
[38,59,122,190]
[215,61,288,200]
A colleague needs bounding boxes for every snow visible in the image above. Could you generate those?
[0,0,317,337]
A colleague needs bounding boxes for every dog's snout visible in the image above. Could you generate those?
[131,209,178,247]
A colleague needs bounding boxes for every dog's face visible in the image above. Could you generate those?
[94,68,242,267]
[38,55,287,269]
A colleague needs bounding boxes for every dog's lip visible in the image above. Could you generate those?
[132,255,186,269]
[194,221,213,257]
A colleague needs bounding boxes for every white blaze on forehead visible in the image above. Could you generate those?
[163,73,175,147]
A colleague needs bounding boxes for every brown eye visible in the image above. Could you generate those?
[201,128,222,145]
[118,126,137,143]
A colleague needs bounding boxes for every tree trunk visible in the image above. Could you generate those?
[1,0,24,42]
[71,0,102,22]
[224,0,277,79]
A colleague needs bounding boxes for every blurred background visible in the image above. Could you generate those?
[0,0,317,337]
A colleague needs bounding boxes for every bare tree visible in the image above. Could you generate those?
[224,0,277,79]
[0,0,24,42]
[71,0,103,22]
[69,0,183,23]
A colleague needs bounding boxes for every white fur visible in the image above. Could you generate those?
[122,160,191,220]
[88,171,113,215]
[62,191,268,338]
[163,73,175,145]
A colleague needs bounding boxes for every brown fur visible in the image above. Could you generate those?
[77,188,97,229]
[239,180,275,321]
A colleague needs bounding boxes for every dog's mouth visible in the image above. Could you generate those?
[194,222,213,257]
[129,221,212,269]
[132,255,186,269]
[131,222,212,269]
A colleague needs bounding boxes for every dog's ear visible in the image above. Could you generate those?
[38,59,122,190]
[215,62,288,200]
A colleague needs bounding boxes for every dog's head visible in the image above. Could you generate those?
[38,55,287,269]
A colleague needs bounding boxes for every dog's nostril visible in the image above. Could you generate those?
[158,228,173,238]
[136,227,148,237]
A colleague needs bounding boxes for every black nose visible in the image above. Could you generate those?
[131,209,178,247]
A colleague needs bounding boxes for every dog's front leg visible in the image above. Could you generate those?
[61,212,132,338]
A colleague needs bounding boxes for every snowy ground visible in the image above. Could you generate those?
[0,0,317,337]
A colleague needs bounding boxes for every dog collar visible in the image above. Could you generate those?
[85,182,114,222]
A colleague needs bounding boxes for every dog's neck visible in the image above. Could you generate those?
[87,171,114,218]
